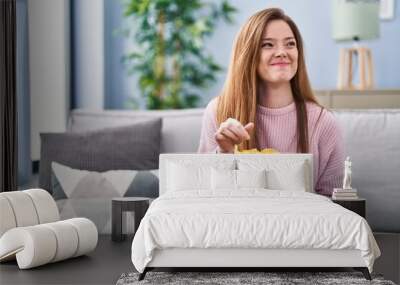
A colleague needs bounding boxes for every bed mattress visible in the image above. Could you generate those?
[131,190,380,273]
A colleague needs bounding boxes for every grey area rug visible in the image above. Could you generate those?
[116,272,396,285]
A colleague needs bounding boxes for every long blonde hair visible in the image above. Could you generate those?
[216,8,321,153]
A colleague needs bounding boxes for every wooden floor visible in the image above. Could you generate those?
[0,235,133,285]
[373,232,400,284]
[8,176,398,284]
[1,233,399,285]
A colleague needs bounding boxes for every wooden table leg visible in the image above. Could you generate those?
[112,201,124,242]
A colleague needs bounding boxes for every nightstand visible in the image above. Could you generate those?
[332,198,366,218]
[111,197,151,242]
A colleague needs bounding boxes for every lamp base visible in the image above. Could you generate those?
[337,47,374,90]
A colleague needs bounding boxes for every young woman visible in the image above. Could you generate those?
[198,8,345,196]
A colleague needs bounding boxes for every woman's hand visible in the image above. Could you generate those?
[215,118,254,153]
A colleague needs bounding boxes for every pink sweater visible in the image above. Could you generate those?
[197,98,345,196]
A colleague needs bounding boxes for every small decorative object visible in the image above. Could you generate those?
[342,156,352,189]
[333,156,359,200]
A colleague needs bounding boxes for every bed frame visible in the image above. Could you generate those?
[139,248,371,280]
[138,154,372,281]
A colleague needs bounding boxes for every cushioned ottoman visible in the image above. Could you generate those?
[0,189,98,269]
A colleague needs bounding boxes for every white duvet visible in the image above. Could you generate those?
[131,190,380,273]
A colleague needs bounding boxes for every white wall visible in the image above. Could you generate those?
[72,0,104,109]
[28,0,70,160]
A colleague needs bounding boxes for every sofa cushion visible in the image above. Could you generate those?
[51,162,159,200]
[39,118,162,192]
[68,109,203,153]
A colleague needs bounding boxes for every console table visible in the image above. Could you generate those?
[315,90,400,109]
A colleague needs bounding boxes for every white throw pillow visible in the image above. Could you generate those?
[166,159,236,192]
[211,168,236,190]
[267,167,306,191]
[211,168,267,191]
[236,169,267,189]
[237,158,309,192]
[167,162,211,191]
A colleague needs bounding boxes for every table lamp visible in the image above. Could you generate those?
[332,0,380,90]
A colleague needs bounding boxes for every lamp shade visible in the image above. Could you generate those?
[332,0,380,41]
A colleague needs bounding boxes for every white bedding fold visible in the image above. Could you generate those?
[131,190,380,273]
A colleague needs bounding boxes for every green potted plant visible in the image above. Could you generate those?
[123,0,236,109]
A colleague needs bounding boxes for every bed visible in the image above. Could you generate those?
[131,154,380,280]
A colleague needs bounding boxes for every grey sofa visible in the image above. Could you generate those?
[68,108,204,153]
[66,108,400,233]
[68,108,400,233]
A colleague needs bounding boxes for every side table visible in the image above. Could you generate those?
[332,198,366,218]
[112,197,151,242]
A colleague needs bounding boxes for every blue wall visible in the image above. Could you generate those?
[104,0,138,109]
[104,0,400,109]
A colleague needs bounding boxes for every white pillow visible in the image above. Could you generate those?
[211,168,236,190]
[211,168,267,191]
[166,159,236,192]
[267,167,306,191]
[167,162,210,191]
[237,158,309,192]
[236,169,267,189]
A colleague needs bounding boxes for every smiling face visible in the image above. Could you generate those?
[257,20,298,85]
